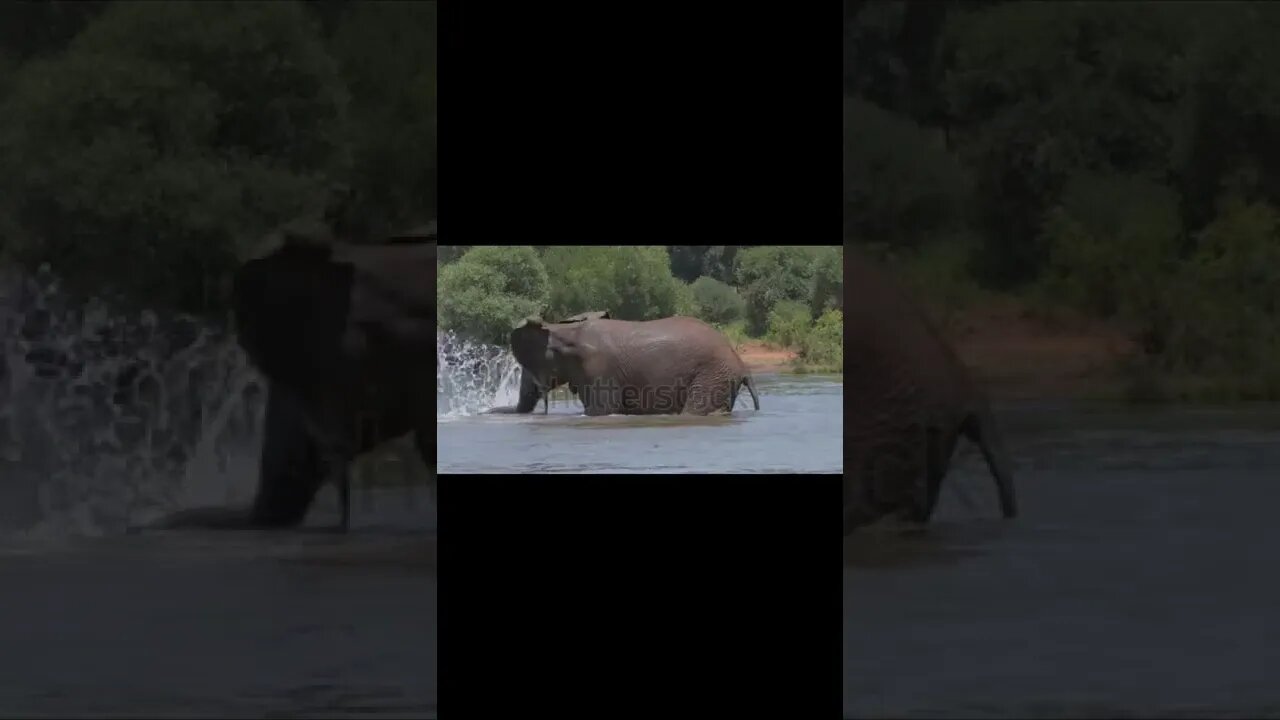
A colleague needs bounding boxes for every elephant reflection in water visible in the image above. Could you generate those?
[151,226,436,532]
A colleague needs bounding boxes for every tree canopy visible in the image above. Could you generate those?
[0,1,436,316]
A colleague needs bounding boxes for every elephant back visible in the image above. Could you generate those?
[846,249,977,411]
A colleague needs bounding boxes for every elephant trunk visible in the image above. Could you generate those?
[514,370,541,413]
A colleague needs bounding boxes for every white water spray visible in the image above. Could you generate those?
[435,330,523,419]
[0,265,266,539]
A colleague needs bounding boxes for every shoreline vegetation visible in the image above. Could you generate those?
[437,246,844,377]
[930,294,1280,405]
[846,3,1280,407]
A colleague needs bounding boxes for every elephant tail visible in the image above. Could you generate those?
[961,407,1017,519]
[741,375,760,410]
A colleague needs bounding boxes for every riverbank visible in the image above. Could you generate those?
[945,298,1138,402]
[938,297,1280,403]
[738,341,799,373]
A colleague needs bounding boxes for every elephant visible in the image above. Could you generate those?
[488,313,760,416]
[148,228,436,532]
[845,248,1016,534]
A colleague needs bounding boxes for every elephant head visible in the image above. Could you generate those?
[232,243,354,391]
[504,311,610,414]
[510,318,556,414]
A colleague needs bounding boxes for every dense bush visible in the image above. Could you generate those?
[0,1,347,314]
[673,279,698,318]
[690,276,745,324]
[1037,174,1183,321]
[328,1,436,230]
[437,246,548,345]
[1167,200,1280,375]
[542,246,681,321]
[765,300,812,349]
[716,320,749,351]
[736,246,817,335]
[844,97,970,251]
[800,309,844,370]
[808,246,844,318]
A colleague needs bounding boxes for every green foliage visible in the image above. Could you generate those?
[736,246,818,335]
[896,237,983,333]
[1165,200,1280,375]
[437,246,548,346]
[808,246,844,318]
[327,1,436,230]
[0,1,346,314]
[690,276,745,324]
[1037,174,1183,330]
[940,2,1192,286]
[843,97,970,249]
[765,300,812,349]
[716,320,749,352]
[542,246,682,321]
[673,279,697,318]
[1175,5,1280,231]
[610,246,678,320]
[800,309,844,370]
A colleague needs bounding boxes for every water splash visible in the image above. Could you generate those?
[0,265,266,539]
[436,330,523,419]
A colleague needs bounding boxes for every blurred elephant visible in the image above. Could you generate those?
[489,312,759,416]
[845,248,1016,534]
[151,229,436,532]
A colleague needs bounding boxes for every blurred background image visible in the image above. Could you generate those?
[0,2,437,716]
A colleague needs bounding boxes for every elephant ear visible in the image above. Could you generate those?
[509,318,550,378]
[233,250,353,385]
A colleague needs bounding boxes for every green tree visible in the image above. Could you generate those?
[736,246,818,335]
[543,246,682,321]
[327,1,436,231]
[673,279,697,318]
[690,276,745,324]
[843,97,970,249]
[801,309,844,369]
[1037,174,1184,326]
[438,246,549,345]
[1167,200,1280,375]
[766,299,812,349]
[940,2,1193,286]
[0,1,346,314]
[1175,4,1280,232]
[809,246,844,317]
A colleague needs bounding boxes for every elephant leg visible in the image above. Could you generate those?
[851,432,926,528]
[578,384,610,416]
[919,427,961,522]
[249,385,325,527]
[674,377,726,415]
